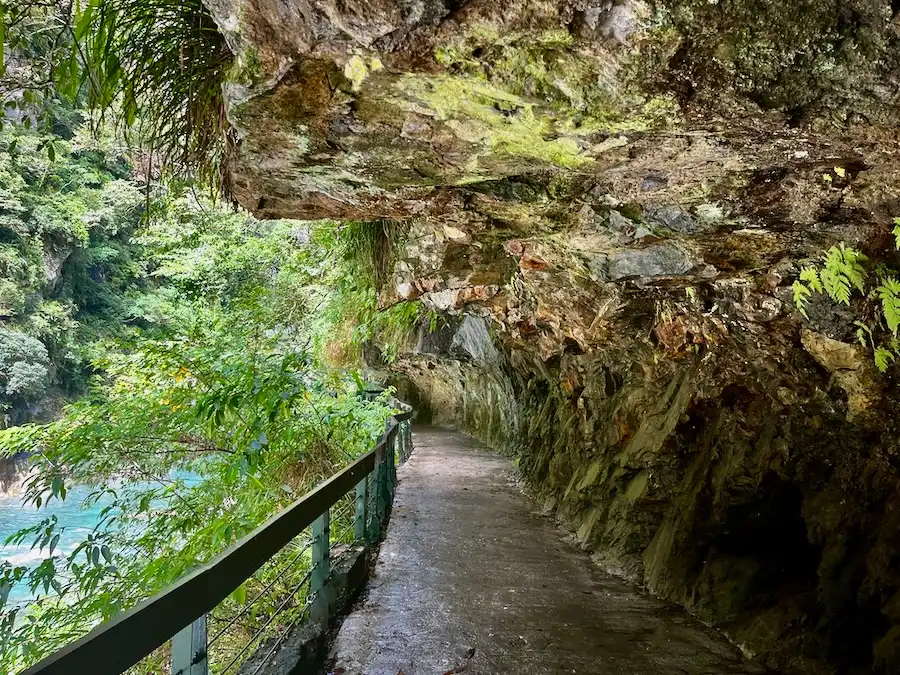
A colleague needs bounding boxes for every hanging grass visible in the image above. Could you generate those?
[339,221,397,290]
[62,0,235,191]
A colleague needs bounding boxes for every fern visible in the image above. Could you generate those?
[876,275,900,336]
[819,244,867,305]
[792,280,812,318]
[874,347,896,373]
[855,320,874,349]
[799,266,823,293]
[793,242,900,374]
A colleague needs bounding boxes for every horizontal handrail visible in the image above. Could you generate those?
[22,407,414,675]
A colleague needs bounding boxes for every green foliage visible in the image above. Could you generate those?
[129,195,325,348]
[0,124,146,410]
[793,244,867,316]
[311,222,423,366]
[0,2,81,137]
[820,244,867,304]
[0,279,25,317]
[338,220,397,289]
[875,347,896,372]
[0,328,50,401]
[876,275,900,336]
[366,301,424,365]
[71,0,234,187]
[0,196,396,672]
[794,242,900,373]
[0,318,394,671]
[0,0,233,185]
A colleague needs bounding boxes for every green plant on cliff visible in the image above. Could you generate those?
[72,0,234,187]
[1,0,233,186]
[793,240,900,372]
[339,220,396,289]
[0,329,50,403]
[792,244,867,310]
[312,221,423,367]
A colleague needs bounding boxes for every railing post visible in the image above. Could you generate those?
[171,615,207,675]
[407,420,412,461]
[400,420,409,463]
[354,476,367,542]
[374,446,388,527]
[404,420,412,462]
[366,470,377,543]
[387,430,397,498]
[311,509,331,625]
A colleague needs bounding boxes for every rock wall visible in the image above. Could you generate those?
[206,0,900,672]
[0,455,31,498]
[382,242,900,675]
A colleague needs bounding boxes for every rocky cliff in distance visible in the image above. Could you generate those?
[208,0,900,672]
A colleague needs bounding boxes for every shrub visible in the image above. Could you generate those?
[0,328,50,400]
[0,280,25,317]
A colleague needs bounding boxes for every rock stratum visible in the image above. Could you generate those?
[206,1,900,672]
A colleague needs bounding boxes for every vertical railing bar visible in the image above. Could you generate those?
[376,445,388,527]
[367,468,379,543]
[404,419,411,463]
[399,421,406,464]
[354,477,367,542]
[405,420,411,462]
[310,509,331,626]
[171,614,207,675]
[388,428,397,496]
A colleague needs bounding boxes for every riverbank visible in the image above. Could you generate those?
[0,455,31,498]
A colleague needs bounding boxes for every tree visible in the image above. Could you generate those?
[0,328,49,403]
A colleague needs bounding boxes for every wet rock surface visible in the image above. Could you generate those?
[328,427,761,675]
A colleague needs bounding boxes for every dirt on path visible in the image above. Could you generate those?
[327,427,766,675]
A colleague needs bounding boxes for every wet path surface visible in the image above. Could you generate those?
[328,427,763,675]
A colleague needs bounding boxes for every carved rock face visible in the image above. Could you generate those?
[203,1,900,672]
[209,0,900,222]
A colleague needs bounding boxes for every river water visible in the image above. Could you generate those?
[0,466,206,610]
[0,484,107,607]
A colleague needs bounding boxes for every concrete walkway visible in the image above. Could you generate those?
[328,428,763,675]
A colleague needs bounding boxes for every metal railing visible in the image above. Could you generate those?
[20,406,414,675]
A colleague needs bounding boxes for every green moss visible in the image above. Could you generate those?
[344,55,370,92]
[633,0,896,123]
[242,47,264,81]
[433,24,681,136]
[226,47,266,88]
[397,74,589,168]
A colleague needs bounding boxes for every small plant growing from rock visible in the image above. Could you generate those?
[793,234,900,372]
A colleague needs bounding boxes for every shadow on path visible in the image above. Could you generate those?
[328,427,765,675]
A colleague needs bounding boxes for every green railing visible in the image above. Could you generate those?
[20,404,414,675]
